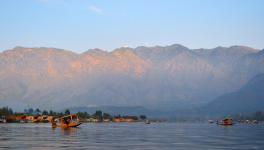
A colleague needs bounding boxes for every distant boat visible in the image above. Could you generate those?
[208,120,214,123]
[145,120,151,124]
[52,114,82,128]
[217,118,233,126]
[0,116,6,123]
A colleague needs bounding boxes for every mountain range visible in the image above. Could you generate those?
[0,44,263,114]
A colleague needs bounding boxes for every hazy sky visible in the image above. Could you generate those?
[0,0,263,53]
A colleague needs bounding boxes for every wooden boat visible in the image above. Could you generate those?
[52,114,82,128]
[32,116,41,123]
[217,118,233,126]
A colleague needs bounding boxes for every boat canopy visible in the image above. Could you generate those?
[61,114,78,119]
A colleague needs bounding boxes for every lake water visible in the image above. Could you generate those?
[0,122,264,150]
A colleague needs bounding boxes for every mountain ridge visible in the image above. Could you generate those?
[0,44,263,112]
[2,44,259,54]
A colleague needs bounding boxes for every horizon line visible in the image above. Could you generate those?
[1,43,262,54]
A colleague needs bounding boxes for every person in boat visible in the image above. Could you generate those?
[62,118,68,125]
[51,117,57,128]
[51,114,82,128]
[66,118,71,125]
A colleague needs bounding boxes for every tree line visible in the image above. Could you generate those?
[0,107,147,121]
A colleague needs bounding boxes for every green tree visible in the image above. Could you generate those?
[57,112,64,117]
[42,110,48,115]
[0,107,13,116]
[28,108,34,115]
[49,110,55,116]
[93,110,103,121]
[65,109,71,115]
[83,112,90,118]
[35,108,41,115]
[140,115,147,120]
[103,113,112,119]
[77,112,90,119]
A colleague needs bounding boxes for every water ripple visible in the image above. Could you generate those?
[0,123,264,150]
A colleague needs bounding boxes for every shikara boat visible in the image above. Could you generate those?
[52,114,82,128]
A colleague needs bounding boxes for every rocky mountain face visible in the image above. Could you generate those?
[0,44,262,111]
[204,74,264,115]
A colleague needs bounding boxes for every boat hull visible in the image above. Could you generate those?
[58,122,82,128]
[217,119,233,126]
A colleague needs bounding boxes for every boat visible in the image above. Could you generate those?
[0,116,6,123]
[217,118,233,126]
[52,114,82,128]
[145,120,151,124]
[208,120,214,124]
[32,116,41,123]
[252,120,258,124]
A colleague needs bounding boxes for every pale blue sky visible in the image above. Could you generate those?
[0,0,263,52]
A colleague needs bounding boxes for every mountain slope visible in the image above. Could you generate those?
[204,74,264,115]
[0,45,262,111]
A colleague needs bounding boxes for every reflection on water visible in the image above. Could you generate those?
[60,127,78,136]
[0,123,264,150]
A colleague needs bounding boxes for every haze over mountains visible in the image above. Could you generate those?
[204,73,264,115]
[0,44,263,114]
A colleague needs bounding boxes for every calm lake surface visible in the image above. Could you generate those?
[0,122,264,150]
